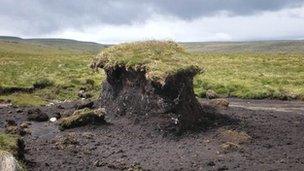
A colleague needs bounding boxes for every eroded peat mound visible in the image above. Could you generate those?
[91,41,219,132]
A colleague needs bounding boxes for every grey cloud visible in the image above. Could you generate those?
[154,0,303,19]
[0,0,302,35]
[0,0,150,34]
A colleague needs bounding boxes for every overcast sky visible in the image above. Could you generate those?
[0,0,304,43]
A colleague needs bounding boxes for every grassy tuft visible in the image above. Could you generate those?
[0,133,20,154]
[59,108,105,130]
[220,129,251,145]
[219,129,251,153]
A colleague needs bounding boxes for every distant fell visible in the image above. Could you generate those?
[0,36,23,41]
[0,36,108,54]
[1,36,304,54]
[182,40,304,53]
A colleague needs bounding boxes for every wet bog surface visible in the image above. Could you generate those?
[1,98,304,170]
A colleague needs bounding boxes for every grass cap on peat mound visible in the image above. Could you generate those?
[91,40,203,85]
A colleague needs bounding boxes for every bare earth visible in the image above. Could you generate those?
[1,98,304,170]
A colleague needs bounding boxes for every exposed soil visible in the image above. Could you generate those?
[100,67,206,131]
[1,98,304,170]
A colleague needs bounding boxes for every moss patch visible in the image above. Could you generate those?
[0,133,20,154]
[92,41,203,84]
[59,108,106,130]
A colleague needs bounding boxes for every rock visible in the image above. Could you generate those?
[205,90,219,99]
[50,117,57,122]
[209,98,229,108]
[0,150,24,171]
[27,108,49,122]
[74,100,94,110]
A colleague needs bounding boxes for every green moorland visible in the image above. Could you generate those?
[0,38,105,105]
[0,37,304,106]
[193,52,304,99]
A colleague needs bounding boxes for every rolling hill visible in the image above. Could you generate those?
[181,40,304,53]
[0,36,108,54]
[2,36,303,54]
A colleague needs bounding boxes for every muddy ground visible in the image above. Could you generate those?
[1,98,304,171]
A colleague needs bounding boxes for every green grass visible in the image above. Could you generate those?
[0,39,303,106]
[0,93,47,106]
[0,40,104,106]
[193,52,304,100]
[0,133,19,153]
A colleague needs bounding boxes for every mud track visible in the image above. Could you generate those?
[1,98,304,170]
